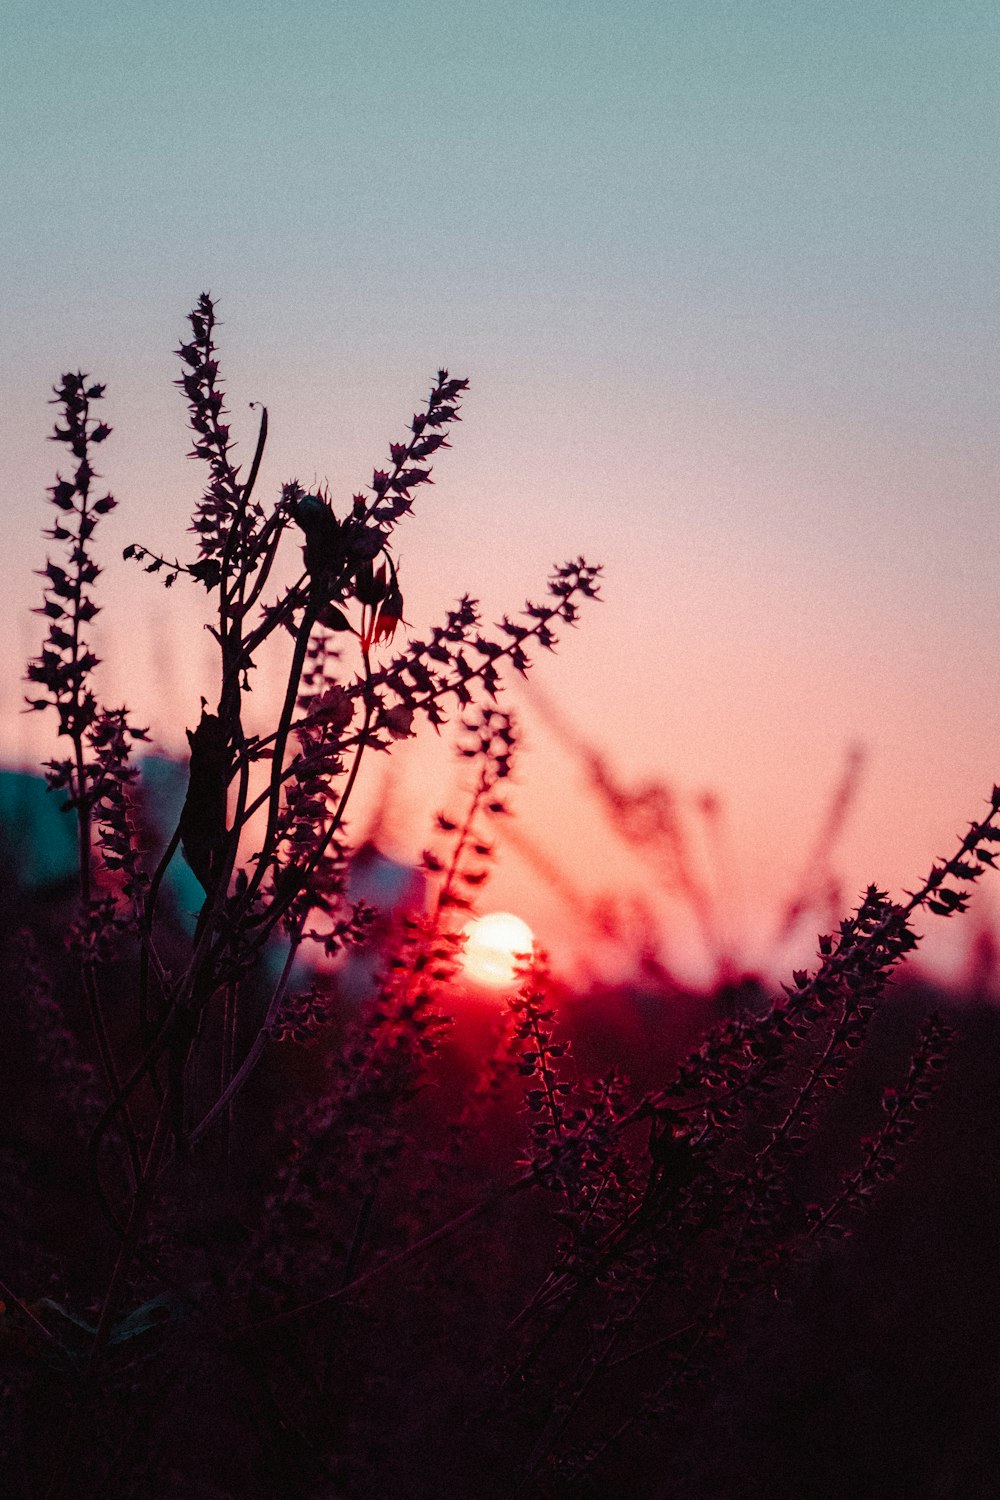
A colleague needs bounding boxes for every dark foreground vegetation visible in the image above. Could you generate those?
[3,298,998,1498]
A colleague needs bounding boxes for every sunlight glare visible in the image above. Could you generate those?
[461,912,535,989]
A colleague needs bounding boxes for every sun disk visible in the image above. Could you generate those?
[461,912,535,989]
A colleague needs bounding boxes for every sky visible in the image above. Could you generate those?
[3,0,1000,985]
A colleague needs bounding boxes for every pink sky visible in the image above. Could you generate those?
[4,2,1000,987]
[8,357,998,989]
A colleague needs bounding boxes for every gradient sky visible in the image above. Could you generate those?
[3,0,999,984]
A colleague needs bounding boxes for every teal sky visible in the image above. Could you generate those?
[4,0,1000,980]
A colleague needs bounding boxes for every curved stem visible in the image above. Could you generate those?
[188,925,303,1146]
[237,600,318,914]
[233,1171,534,1343]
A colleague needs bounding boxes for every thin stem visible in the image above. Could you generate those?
[232,1172,533,1343]
[223,402,268,624]
[237,600,318,913]
[240,652,376,946]
[188,925,303,1146]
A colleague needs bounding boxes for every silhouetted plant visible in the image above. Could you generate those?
[15,297,600,1496]
[6,295,998,1500]
[491,809,1000,1491]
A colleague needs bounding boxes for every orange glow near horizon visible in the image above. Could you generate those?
[461,912,535,990]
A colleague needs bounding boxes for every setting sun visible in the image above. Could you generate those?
[461,912,535,989]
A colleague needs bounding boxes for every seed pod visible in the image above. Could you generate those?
[180,707,228,893]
